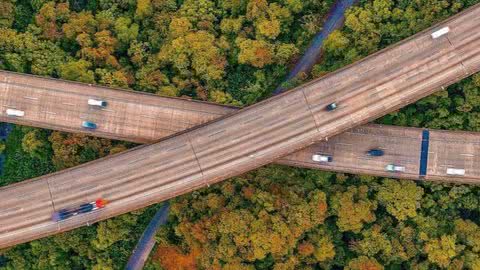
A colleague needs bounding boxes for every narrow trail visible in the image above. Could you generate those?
[274,0,359,94]
[125,203,170,270]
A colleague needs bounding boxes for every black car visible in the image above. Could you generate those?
[367,149,384,156]
[326,103,337,111]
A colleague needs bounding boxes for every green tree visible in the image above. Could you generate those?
[21,129,50,160]
[323,30,350,56]
[48,131,112,169]
[59,59,95,83]
[21,130,43,155]
[424,235,459,268]
[220,17,244,35]
[62,11,97,40]
[34,2,70,41]
[331,185,377,233]
[377,179,424,221]
[92,214,138,250]
[454,219,480,253]
[236,38,274,68]
[134,64,170,93]
[352,225,393,260]
[274,43,298,65]
[114,17,139,48]
[158,30,227,84]
[135,0,152,20]
[80,30,119,67]
[0,0,15,28]
[345,256,384,270]
[168,17,192,38]
[178,0,218,29]
[0,29,67,75]
[96,68,129,88]
[0,141,6,153]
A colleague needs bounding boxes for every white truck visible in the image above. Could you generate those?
[446,168,465,176]
[431,27,450,39]
[88,99,107,108]
[6,109,25,117]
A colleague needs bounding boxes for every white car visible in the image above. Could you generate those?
[446,168,465,176]
[385,164,405,172]
[312,154,332,162]
[6,109,25,117]
[88,99,107,107]
[431,27,450,39]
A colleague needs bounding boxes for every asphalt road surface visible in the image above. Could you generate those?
[1,4,480,248]
[2,72,480,184]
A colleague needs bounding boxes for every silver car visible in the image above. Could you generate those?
[385,164,405,172]
[312,154,333,162]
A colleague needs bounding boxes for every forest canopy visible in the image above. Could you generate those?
[0,0,480,269]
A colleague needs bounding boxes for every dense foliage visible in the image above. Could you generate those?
[0,126,54,185]
[151,167,480,269]
[0,0,480,269]
[0,0,334,105]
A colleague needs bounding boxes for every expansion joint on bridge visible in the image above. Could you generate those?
[445,35,454,47]
[45,179,58,212]
[456,57,471,76]
[446,36,471,75]
[300,89,320,132]
[187,137,208,187]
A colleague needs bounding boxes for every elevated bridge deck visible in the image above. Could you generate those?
[1,4,480,248]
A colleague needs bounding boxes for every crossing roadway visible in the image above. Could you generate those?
[1,4,480,248]
[1,71,479,183]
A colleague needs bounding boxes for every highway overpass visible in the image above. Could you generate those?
[0,71,236,143]
[1,4,480,248]
[279,124,480,183]
[1,71,479,183]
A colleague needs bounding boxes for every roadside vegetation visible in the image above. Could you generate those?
[0,0,480,269]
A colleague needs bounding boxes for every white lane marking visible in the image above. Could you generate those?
[208,130,225,138]
[0,222,57,239]
[0,209,14,216]
[439,164,457,168]
[43,111,57,115]
[460,153,474,157]
[78,184,97,191]
[24,96,38,100]
[62,102,75,106]
[128,156,148,165]
[141,114,156,119]
[336,143,352,146]
[101,109,115,113]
